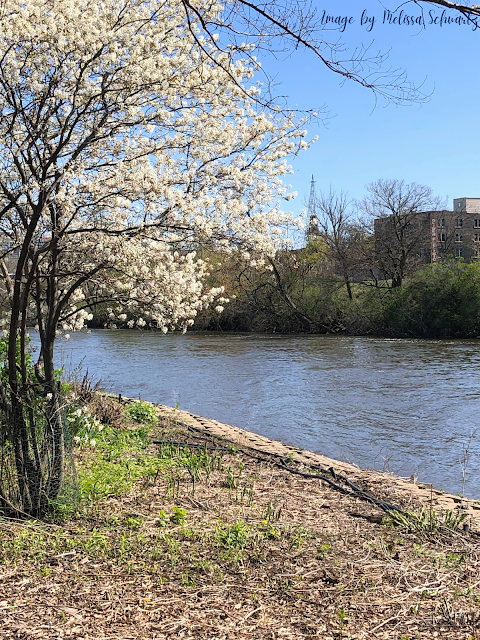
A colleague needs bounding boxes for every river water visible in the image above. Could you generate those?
[38,330,480,499]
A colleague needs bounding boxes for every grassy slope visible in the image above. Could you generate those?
[0,399,479,640]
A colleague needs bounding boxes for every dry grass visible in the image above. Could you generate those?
[0,402,479,640]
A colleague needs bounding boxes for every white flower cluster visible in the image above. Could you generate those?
[0,0,314,336]
[68,404,104,448]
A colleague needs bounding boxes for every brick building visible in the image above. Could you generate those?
[374,197,480,267]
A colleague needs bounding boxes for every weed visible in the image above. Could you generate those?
[444,550,469,567]
[259,520,280,540]
[163,535,180,566]
[317,543,331,559]
[124,516,143,530]
[80,459,132,501]
[182,569,196,587]
[39,565,52,578]
[125,401,158,425]
[216,521,250,549]
[76,422,167,503]
[170,506,187,525]
[226,465,238,490]
[193,558,214,575]
[82,528,110,557]
[288,526,313,550]
[384,507,468,534]
[157,510,169,527]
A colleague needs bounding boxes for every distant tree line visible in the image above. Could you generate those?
[89,178,480,338]
[190,179,480,339]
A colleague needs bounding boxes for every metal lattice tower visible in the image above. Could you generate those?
[306,174,319,241]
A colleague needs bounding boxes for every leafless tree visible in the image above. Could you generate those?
[413,1,480,18]
[315,191,366,300]
[179,0,480,110]
[179,0,427,106]
[362,179,443,288]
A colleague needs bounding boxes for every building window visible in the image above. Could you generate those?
[438,218,445,227]
[458,202,462,208]
[419,248,426,259]
[475,234,480,242]
[455,233,463,242]
[456,218,463,228]
[475,219,480,228]
[438,232,446,242]
[455,247,464,258]
[475,248,480,259]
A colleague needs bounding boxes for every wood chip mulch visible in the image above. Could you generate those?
[1,409,480,640]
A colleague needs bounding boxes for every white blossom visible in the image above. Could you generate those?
[0,0,312,343]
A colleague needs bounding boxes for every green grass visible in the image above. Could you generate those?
[77,425,166,502]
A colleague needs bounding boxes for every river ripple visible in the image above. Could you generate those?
[34,330,480,499]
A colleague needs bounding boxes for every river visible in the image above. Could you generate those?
[35,330,480,499]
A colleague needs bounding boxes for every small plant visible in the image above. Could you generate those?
[444,550,469,567]
[157,510,169,527]
[443,509,469,532]
[259,520,280,540]
[238,483,254,506]
[166,468,182,498]
[182,569,196,587]
[263,499,282,522]
[216,521,250,549]
[459,430,477,498]
[337,608,348,637]
[124,516,143,529]
[170,506,187,525]
[289,526,312,550]
[317,543,331,559]
[125,401,158,425]
[226,466,238,490]
[384,507,469,534]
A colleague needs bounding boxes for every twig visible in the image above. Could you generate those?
[370,614,399,634]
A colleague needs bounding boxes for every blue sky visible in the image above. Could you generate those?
[265,0,480,218]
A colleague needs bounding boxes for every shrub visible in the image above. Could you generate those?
[124,401,158,425]
[384,260,480,338]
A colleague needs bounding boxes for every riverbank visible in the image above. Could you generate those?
[46,330,480,499]
[155,403,480,531]
[1,396,480,639]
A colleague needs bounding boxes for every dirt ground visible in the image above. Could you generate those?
[1,401,480,640]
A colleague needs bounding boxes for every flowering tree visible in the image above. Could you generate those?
[0,0,470,516]
[0,0,320,516]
